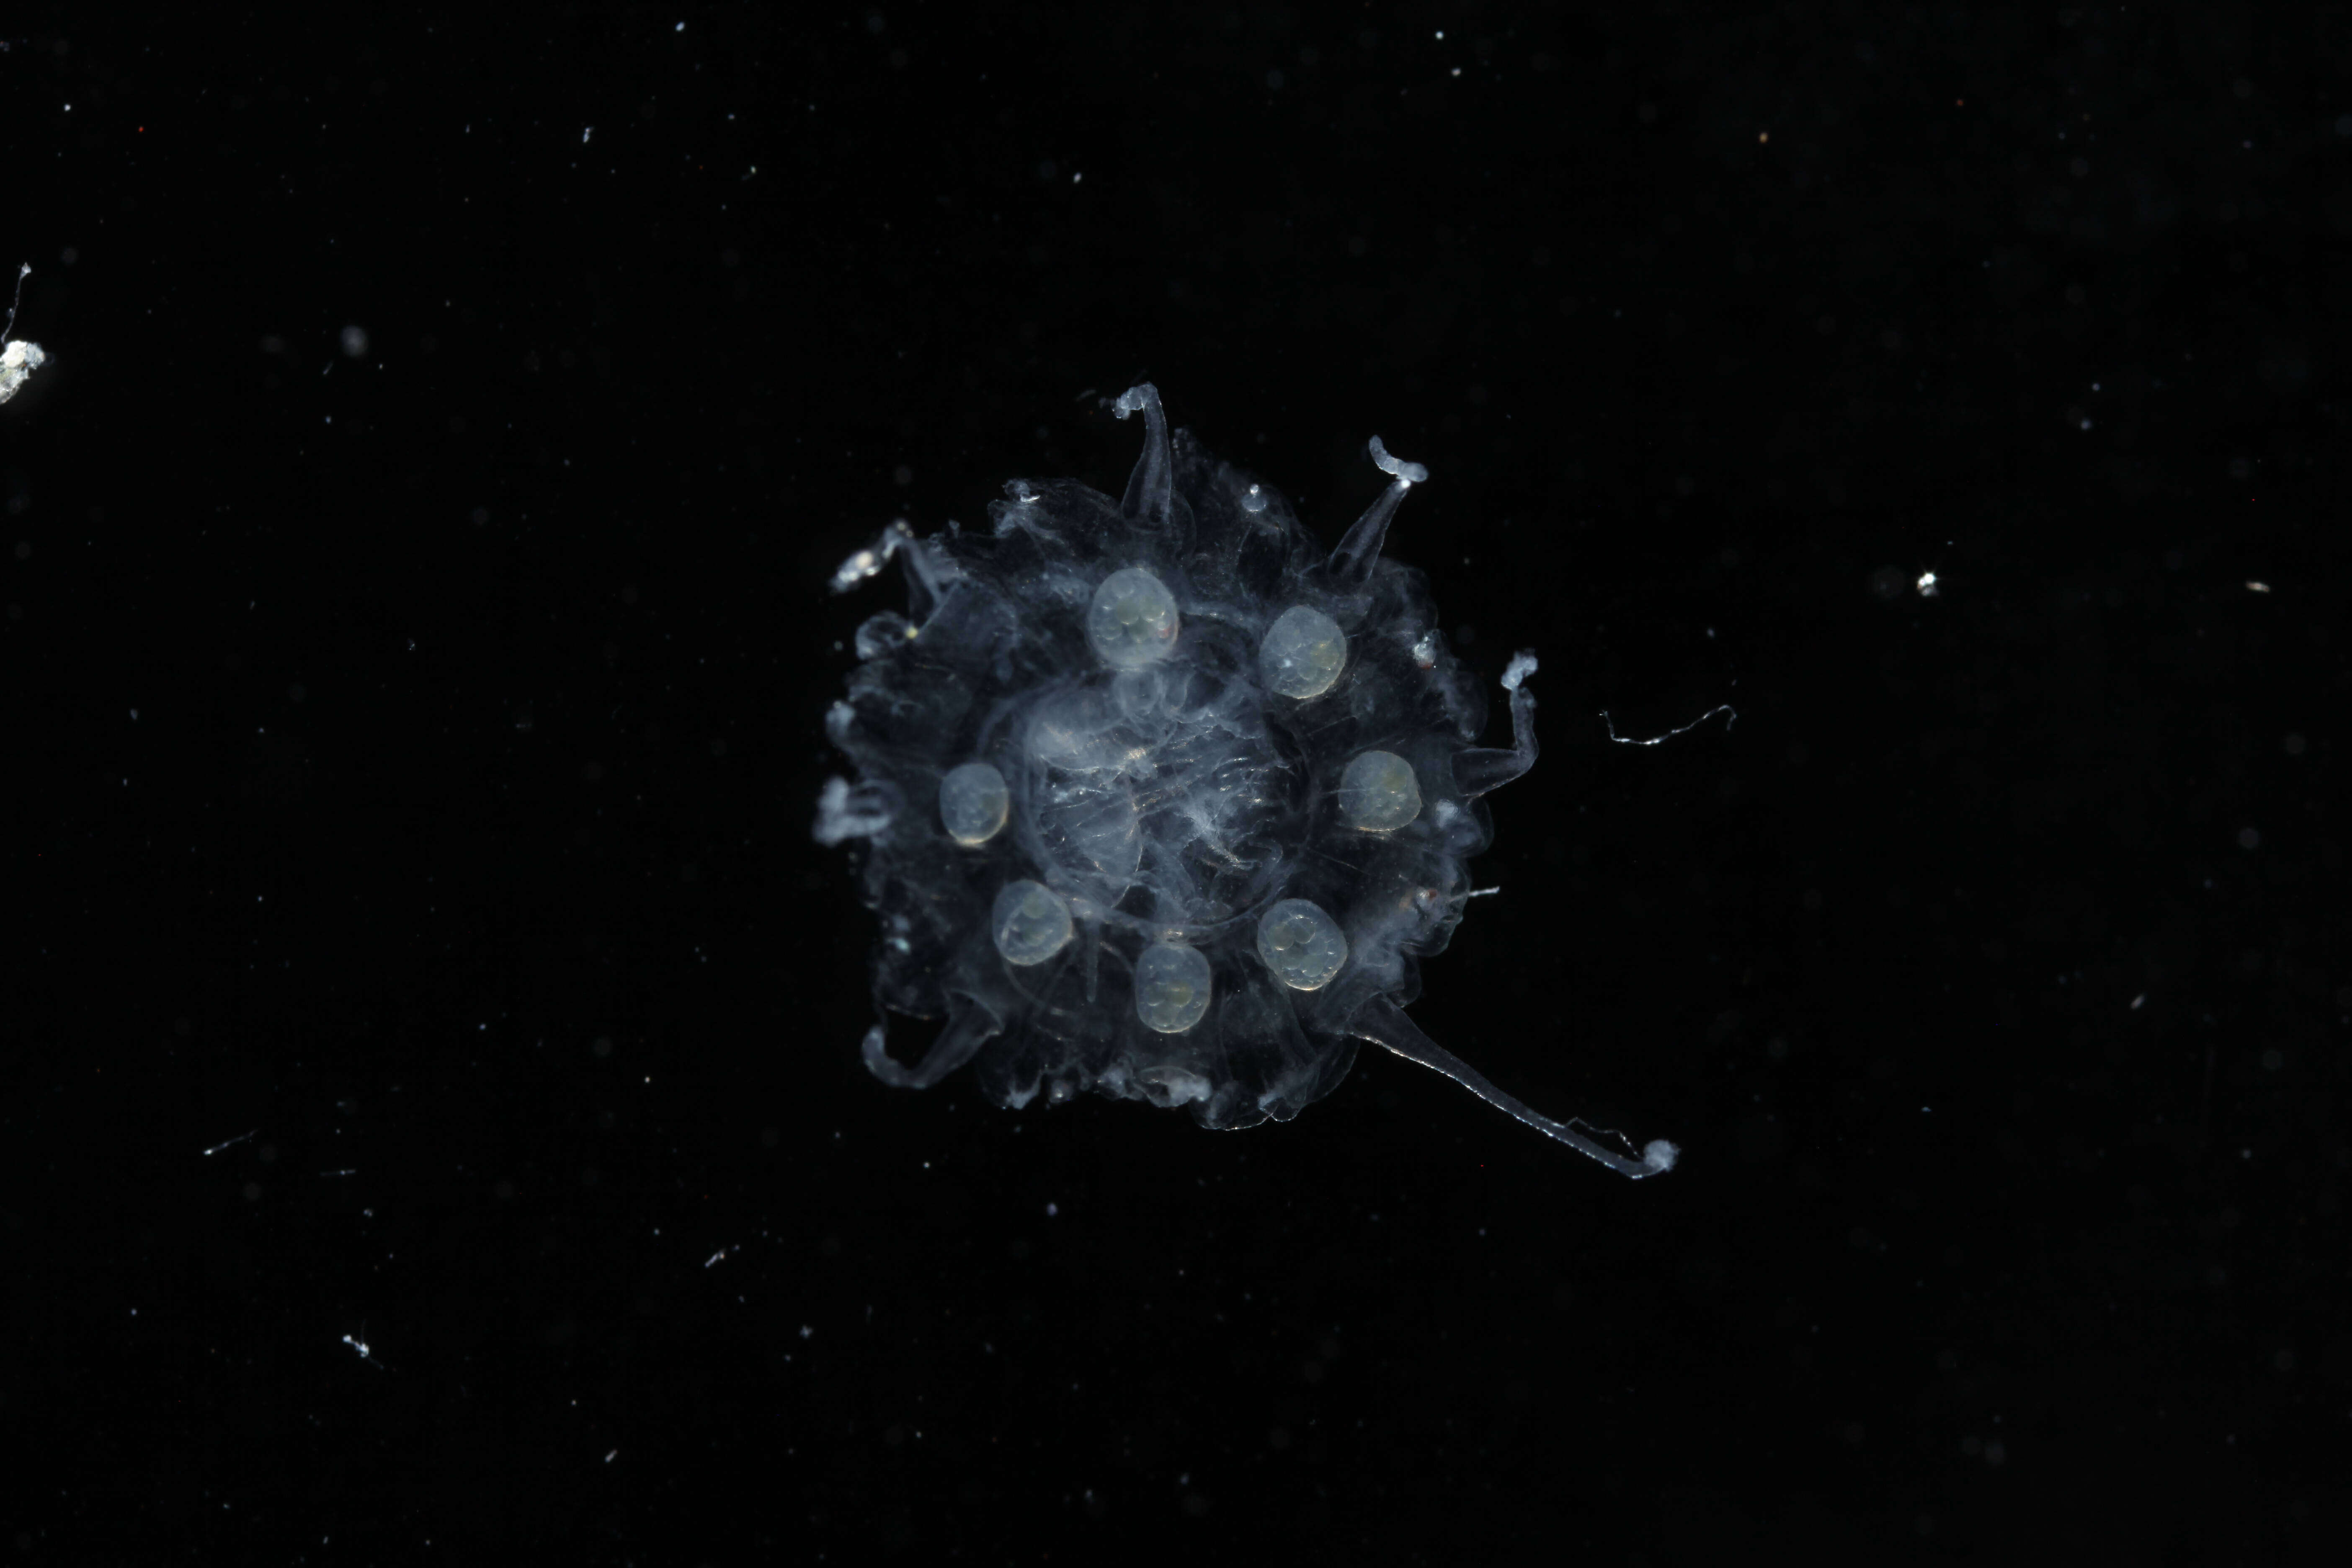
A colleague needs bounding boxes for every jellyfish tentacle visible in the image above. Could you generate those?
[1328,435,1428,591]
[1112,383,1173,528]
[1453,652,1540,798]
[861,995,1003,1089]
[1346,994,1679,1179]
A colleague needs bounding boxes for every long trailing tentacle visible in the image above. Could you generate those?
[1347,994,1679,1179]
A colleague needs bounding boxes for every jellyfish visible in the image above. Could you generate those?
[816,384,1677,1178]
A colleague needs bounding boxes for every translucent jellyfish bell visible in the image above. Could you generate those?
[1259,605,1348,699]
[1086,567,1180,670]
[823,382,1687,1179]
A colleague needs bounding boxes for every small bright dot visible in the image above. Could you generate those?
[2245,580,2270,593]
[1759,131,1770,142]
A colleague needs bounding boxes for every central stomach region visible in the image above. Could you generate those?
[1016,665,1298,931]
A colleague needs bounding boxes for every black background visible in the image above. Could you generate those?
[7,3,2345,1561]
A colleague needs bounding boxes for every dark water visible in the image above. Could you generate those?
[9,7,2340,1561]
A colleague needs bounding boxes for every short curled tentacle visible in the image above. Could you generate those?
[862,996,1003,1089]
[1327,436,1427,591]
